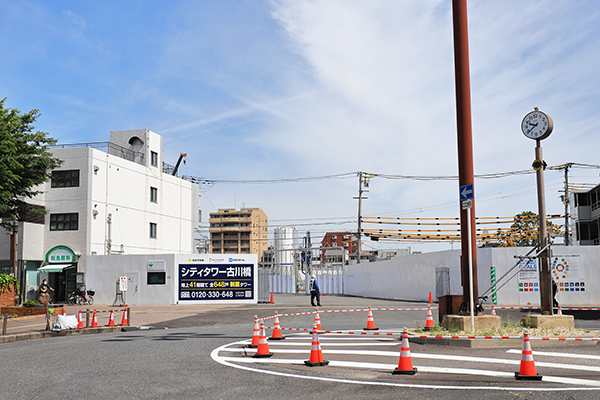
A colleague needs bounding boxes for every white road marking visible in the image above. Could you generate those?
[266,341,398,346]
[283,335,397,341]
[230,346,600,372]
[210,340,600,391]
[223,356,600,387]
[506,349,600,360]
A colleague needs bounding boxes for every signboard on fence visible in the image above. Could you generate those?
[517,260,538,292]
[119,276,128,292]
[552,254,586,292]
[177,254,258,304]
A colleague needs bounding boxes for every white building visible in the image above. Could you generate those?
[0,129,200,302]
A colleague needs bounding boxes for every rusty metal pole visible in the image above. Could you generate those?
[452,0,478,311]
[9,227,17,276]
[535,142,552,315]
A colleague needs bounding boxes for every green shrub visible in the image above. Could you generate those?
[0,273,19,294]
[22,300,39,307]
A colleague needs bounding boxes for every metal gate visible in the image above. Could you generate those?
[306,264,344,295]
[257,267,271,303]
[436,267,450,300]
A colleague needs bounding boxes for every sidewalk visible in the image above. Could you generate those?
[1,294,424,341]
[1,303,235,339]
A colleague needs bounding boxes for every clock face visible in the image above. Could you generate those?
[521,110,553,140]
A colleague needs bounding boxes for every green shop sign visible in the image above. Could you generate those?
[45,245,76,263]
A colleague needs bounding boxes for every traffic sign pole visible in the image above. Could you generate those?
[467,207,474,330]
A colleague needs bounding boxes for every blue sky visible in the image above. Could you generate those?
[2,1,600,252]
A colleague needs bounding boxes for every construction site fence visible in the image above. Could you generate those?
[251,306,599,342]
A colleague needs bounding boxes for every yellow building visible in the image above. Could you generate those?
[209,208,268,256]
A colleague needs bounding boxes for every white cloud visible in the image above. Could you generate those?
[62,10,87,29]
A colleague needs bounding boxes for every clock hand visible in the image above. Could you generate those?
[527,122,538,134]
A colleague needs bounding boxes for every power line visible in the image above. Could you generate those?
[183,162,600,187]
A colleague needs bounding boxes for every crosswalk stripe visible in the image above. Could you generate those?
[218,356,600,387]
[506,349,600,360]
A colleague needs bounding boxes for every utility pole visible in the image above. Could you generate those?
[354,172,370,264]
[452,0,479,311]
[106,213,112,255]
[9,221,18,276]
[563,163,572,246]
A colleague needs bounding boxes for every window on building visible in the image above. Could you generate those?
[51,170,80,188]
[576,192,589,207]
[148,272,166,285]
[22,204,46,224]
[50,213,79,231]
[150,222,157,238]
[150,187,158,203]
[150,151,158,167]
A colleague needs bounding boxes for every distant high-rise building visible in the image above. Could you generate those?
[209,208,268,256]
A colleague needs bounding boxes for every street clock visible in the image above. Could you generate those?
[521,108,553,140]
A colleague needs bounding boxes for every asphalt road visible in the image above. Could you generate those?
[1,294,599,400]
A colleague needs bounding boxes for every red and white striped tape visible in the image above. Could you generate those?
[261,326,599,341]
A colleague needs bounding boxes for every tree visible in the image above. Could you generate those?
[495,211,561,247]
[0,98,62,230]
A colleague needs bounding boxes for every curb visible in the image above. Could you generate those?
[410,336,599,348]
[0,326,126,344]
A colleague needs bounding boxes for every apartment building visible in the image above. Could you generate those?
[572,183,600,245]
[209,208,268,256]
[320,231,358,260]
[0,129,200,302]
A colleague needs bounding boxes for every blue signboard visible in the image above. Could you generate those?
[178,264,254,301]
[460,183,474,201]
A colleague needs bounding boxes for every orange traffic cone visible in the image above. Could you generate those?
[424,306,435,330]
[62,308,67,316]
[249,315,260,348]
[557,306,562,315]
[515,330,542,380]
[428,291,433,303]
[270,311,285,340]
[253,321,274,358]
[393,329,417,375]
[270,292,275,304]
[90,309,99,328]
[106,309,116,327]
[313,309,322,332]
[304,324,329,366]
[491,305,497,316]
[364,306,379,331]
[76,310,84,329]
[120,308,129,326]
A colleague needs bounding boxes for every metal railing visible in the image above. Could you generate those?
[51,142,145,166]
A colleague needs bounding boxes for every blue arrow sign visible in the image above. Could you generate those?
[460,183,474,201]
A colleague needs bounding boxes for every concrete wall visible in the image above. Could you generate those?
[87,254,178,306]
[344,250,459,301]
[344,246,600,306]
[87,253,258,306]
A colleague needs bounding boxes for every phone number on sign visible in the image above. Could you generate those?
[181,290,235,299]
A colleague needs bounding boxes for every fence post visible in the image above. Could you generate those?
[2,314,7,335]
[86,309,90,328]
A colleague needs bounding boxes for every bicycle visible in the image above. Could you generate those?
[67,289,94,306]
